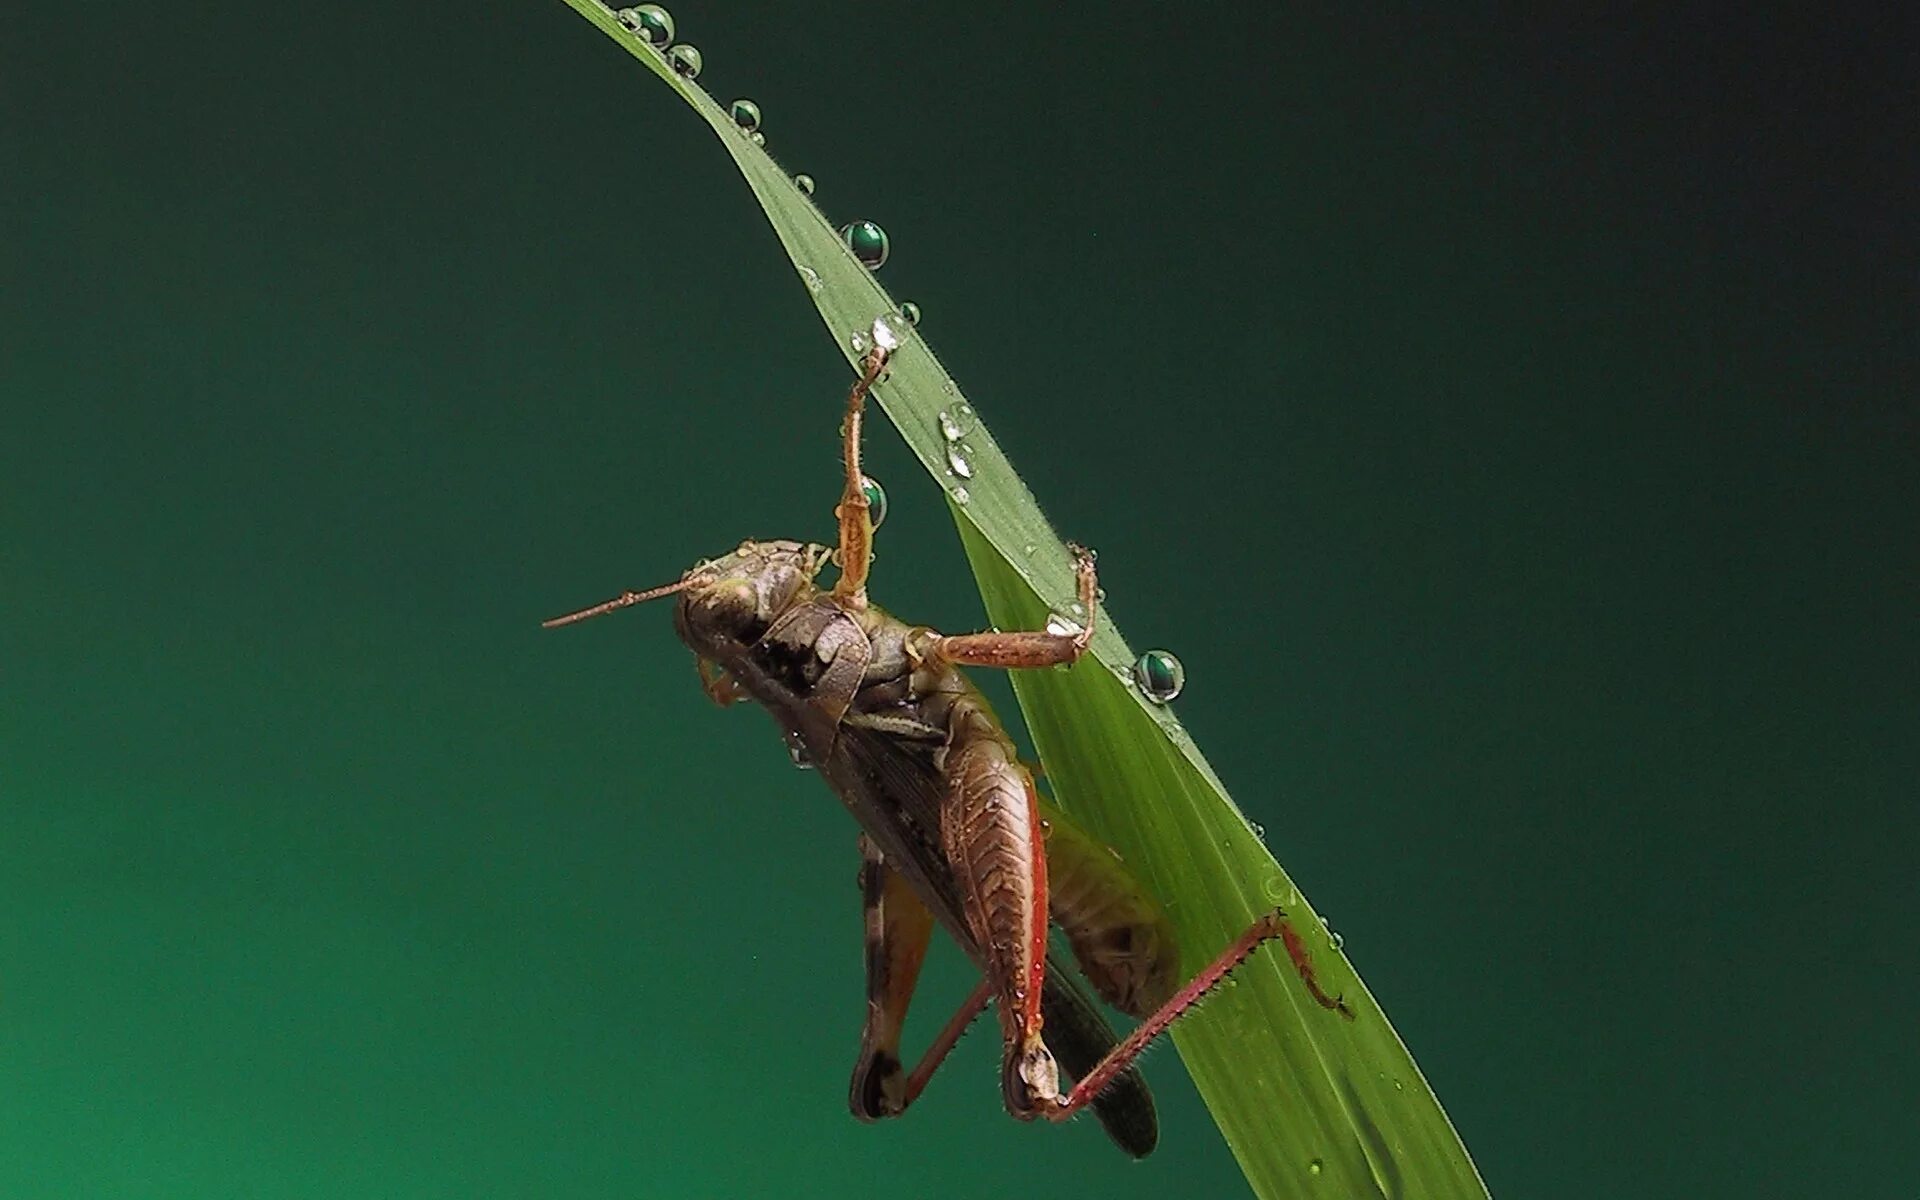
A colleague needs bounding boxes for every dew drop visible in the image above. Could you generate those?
[871,312,912,352]
[749,130,766,147]
[899,300,922,327]
[951,485,970,506]
[793,172,816,196]
[666,43,702,78]
[1045,612,1084,638]
[945,442,975,479]
[937,402,976,442]
[860,475,888,529]
[1262,874,1290,904]
[1132,649,1186,703]
[616,4,674,47]
[1022,543,1037,557]
[1392,1078,1405,1092]
[783,729,814,769]
[796,264,824,294]
[839,220,891,269]
[1308,1158,1324,1177]
[727,98,762,133]
[849,330,869,355]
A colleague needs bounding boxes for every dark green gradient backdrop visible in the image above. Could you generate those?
[3,5,1913,1197]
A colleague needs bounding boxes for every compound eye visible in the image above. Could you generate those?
[691,579,765,640]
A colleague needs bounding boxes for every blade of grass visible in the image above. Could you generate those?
[556,6,1491,1197]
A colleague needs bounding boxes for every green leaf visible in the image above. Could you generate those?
[557,5,1491,1197]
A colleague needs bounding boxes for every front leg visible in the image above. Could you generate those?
[830,346,890,609]
[695,657,746,707]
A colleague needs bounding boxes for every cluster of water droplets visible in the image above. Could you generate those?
[610,4,856,227]
[605,5,1199,706]
[937,398,977,481]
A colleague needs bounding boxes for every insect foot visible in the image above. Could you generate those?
[1003,1037,1062,1120]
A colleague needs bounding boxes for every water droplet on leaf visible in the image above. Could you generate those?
[796,264,823,293]
[945,442,975,479]
[839,220,890,269]
[617,4,674,46]
[749,130,765,147]
[951,485,970,506]
[728,98,762,132]
[793,172,816,196]
[871,312,911,351]
[1132,649,1186,703]
[937,402,976,442]
[666,43,702,78]
[899,301,922,326]
[1308,1158,1324,1177]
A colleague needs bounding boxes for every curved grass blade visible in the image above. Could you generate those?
[556,5,1491,1197]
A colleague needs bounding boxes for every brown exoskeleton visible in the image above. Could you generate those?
[547,341,1354,1156]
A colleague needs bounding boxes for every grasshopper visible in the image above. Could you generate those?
[547,338,1354,1155]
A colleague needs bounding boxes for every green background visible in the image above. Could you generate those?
[3,4,1913,1197]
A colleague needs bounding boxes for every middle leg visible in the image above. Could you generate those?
[922,543,1101,670]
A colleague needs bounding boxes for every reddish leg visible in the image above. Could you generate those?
[695,658,746,707]
[850,838,994,1120]
[897,978,994,1111]
[924,544,1099,669]
[830,347,891,609]
[1042,908,1355,1121]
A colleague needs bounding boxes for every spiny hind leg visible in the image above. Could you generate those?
[1040,908,1355,1122]
[935,735,1061,1115]
[849,836,991,1119]
[919,544,1100,670]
